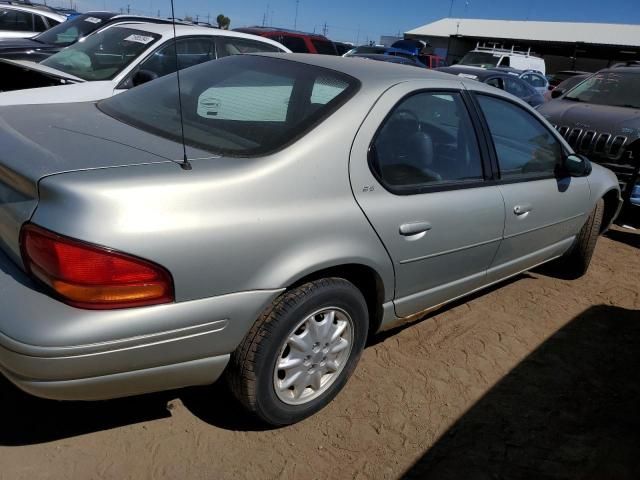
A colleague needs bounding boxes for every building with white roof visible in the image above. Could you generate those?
[404,18,640,73]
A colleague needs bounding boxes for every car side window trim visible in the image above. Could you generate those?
[469,91,570,183]
[367,88,492,196]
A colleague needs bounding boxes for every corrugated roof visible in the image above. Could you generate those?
[406,18,640,48]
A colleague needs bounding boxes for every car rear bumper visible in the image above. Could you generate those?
[0,250,283,400]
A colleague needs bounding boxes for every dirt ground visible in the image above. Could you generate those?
[0,226,638,480]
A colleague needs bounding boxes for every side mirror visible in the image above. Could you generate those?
[132,69,159,87]
[551,88,565,99]
[560,154,592,177]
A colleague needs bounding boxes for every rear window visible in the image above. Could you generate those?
[98,55,359,156]
[311,39,337,55]
[278,35,308,53]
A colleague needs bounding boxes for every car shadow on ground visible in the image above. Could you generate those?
[0,274,534,445]
[402,304,640,480]
[606,227,640,249]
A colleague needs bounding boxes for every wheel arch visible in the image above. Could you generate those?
[287,263,387,337]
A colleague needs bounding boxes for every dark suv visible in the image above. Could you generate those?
[538,63,640,225]
[233,26,337,55]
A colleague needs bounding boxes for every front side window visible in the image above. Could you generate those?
[41,27,161,81]
[370,92,483,192]
[217,37,283,57]
[564,71,640,109]
[477,95,563,178]
[0,8,33,31]
[99,55,358,156]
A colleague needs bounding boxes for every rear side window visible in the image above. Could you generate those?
[477,95,563,178]
[99,55,359,156]
[370,92,483,192]
[278,35,308,53]
[0,8,33,31]
[217,37,283,56]
[311,39,337,55]
[137,37,216,78]
[34,14,47,32]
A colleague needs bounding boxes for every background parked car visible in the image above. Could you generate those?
[0,2,65,39]
[0,54,620,426]
[0,22,289,104]
[233,26,337,54]
[437,65,545,107]
[458,44,546,74]
[333,41,352,56]
[537,62,640,226]
[0,12,187,62]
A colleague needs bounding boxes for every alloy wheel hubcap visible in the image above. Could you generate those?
[273,307,354,405]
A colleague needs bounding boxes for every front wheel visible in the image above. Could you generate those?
[227,278,369,426]
[561,198,604,277]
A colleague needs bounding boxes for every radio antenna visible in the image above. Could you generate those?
[170,0,192,170]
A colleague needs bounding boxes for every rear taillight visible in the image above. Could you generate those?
[20,224,174,310]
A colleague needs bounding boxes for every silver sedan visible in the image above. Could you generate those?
[0,54,622,425]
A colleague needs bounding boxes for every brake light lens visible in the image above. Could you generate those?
[20,224,174,309]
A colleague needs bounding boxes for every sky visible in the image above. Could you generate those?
[75,0,640,43]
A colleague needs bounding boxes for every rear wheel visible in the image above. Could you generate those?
[227,278,368,426]
[562,198,604,277]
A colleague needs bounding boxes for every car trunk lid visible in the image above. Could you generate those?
[0,102,189,264]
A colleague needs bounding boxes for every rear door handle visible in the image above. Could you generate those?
[513,204,533,216]
[399,221,432,236]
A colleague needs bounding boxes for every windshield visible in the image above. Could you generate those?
[564,71,640,108]
[459,51,500,68]
[34,13,112,46]
[98,55,359,157]
[41,27,161,81]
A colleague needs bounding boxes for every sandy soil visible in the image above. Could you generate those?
[0,226,638,480]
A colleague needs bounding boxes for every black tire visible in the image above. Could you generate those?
[227,278,369,426]
[562,198,604,277]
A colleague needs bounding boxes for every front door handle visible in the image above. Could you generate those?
[513,204,533,216]
[399,221,432,236]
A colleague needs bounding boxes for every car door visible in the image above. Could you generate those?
[473,93,591,283]
[350,82,505,318]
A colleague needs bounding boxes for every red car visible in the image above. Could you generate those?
[234,27,338,55]
[233,26,337,55]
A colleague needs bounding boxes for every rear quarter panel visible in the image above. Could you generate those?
[33,86,396,304]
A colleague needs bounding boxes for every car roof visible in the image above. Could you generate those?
[104,22,289,46]
[234,26,330,40]
[256,52,461,85]
[0,2,66,21]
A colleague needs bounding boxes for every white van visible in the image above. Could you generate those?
[458,43,546,75]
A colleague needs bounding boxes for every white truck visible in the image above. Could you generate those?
[458,43,546,75]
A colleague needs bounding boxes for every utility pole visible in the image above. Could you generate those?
[448,0,454,17]
[322,21,328,36]
[293,0,299,29]
[207,13,210,24]
[127,4,130,14]
[157,9,160,17]
[196,14,199,23]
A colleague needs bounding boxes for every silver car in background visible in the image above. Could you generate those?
[0,54,621,425]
